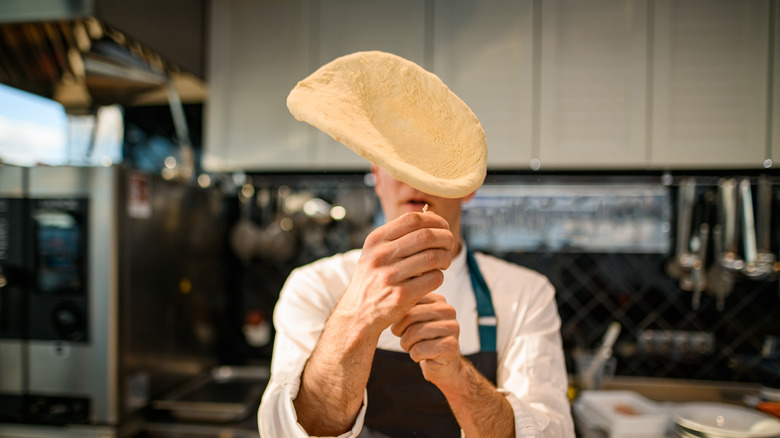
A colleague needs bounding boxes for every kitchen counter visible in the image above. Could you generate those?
[140,410,260,438]
[137,364,268,438]
[141,375,766,438]
[600,376,762,405]
[572,376,767,438]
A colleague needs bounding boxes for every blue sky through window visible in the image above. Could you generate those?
[0,83,68,166]
[0,83,122,167]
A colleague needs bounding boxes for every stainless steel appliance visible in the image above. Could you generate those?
[0,165,228,437]
[0,166,28,425]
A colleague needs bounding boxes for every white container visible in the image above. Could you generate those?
[578,390,670,438]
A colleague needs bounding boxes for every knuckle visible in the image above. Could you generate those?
[408,345,421,362]
[363,233,377,248]
[431,249,450,268]
[448,322,460,337]
[429,269,444,288]
[362,246,391,269]
[376,271,393,288]
[363,226,384,247]
[414,227,433,246]
[443,308,456,320]
[421,249,437,266]
[399,337,413,352]
[403,212,422,228]
[373,245,393,263]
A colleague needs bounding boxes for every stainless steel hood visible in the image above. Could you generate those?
[0,0,206,113]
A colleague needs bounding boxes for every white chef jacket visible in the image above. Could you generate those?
[258,246,575,437]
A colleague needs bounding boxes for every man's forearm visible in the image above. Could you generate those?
[437,358,515,438]
[293,310,380,436]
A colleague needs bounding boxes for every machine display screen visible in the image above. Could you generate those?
[32,199,87,295]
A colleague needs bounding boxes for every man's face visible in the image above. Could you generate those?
[371,166,474,233]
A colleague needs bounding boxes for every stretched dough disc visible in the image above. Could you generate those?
[287,51,487,199]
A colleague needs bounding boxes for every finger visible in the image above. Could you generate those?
[397,311,459,348]
[358,227,452,285]
[408,336,460,364]
[399,320,459,353]
[390,294,450,337]
[392,269,446,303]
[413,293,442,305]
[388,227,455,261]
[362,221,453,268]
[383,247,453,284]
[380,212,450,243]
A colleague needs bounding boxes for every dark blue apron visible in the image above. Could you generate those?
[364,249,498,437]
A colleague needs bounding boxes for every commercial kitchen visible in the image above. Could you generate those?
[0,0,779,437]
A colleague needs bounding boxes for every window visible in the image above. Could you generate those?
[0,83,122,167]
[0,83,68,166]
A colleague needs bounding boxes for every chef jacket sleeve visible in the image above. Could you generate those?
[257,264,368,438]
[493,269,575,437]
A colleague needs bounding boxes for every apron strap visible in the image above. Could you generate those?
[466,248,497,353]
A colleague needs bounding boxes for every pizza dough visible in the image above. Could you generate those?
[287,51,487,199]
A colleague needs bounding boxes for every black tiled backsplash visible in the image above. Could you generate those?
[237,172,780,386]
[502,251,780,385]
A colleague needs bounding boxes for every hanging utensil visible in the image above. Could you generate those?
[666,178,697,280]
[691,223,709,310]
[752,175,776,279]
[740,178,764,279]
[229,184,262,264]
[707,178,742,311]
[722,178,739,262]
[257,186,297,263]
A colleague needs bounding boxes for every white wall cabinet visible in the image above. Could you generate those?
[650,0,771,168]
[204,0,426,171]
[312,0,427,169]
[204,0,313,171]
[539,0,649,169]
[433,0,534,169]
[205,0,776,172]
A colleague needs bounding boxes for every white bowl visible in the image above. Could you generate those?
[673,402,780,438]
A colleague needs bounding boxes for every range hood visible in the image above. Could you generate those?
[0,0,206,113]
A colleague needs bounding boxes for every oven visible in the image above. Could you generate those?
[0,165,227,437]
[0,166,29,424]
[0,166,121,430]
